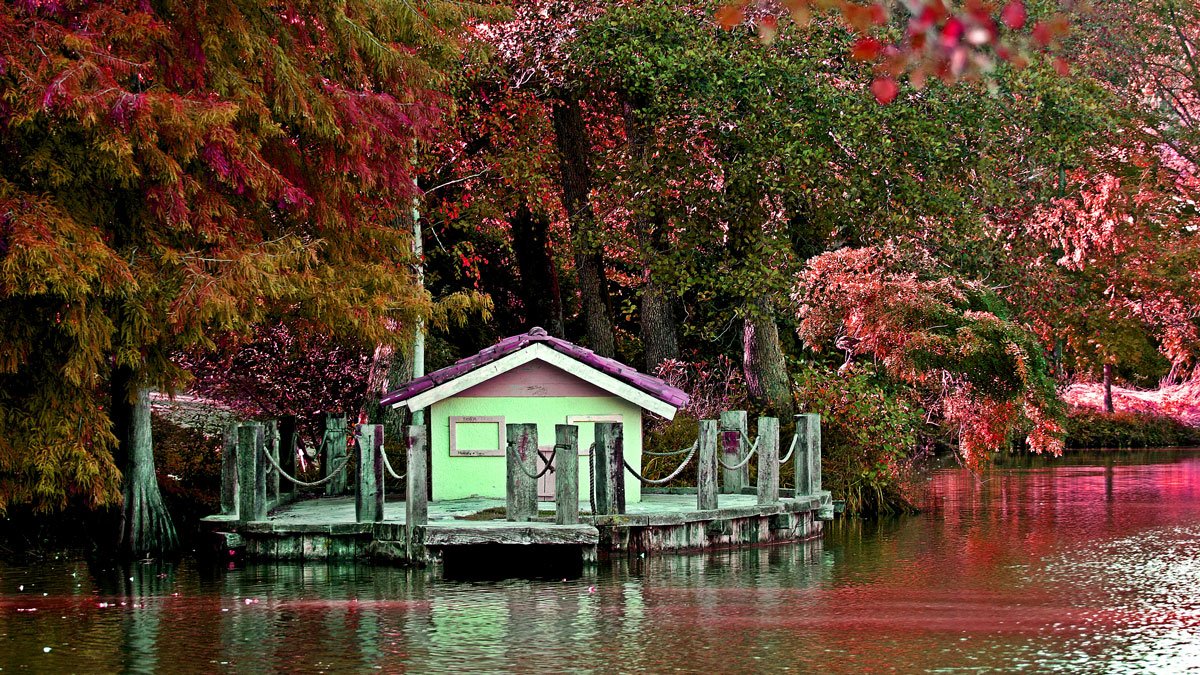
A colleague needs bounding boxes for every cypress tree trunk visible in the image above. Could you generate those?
[510,201,565,335]
[116,385,179,558]
[743,299,794,417]
[1103,363,1115,413]
[551,91,615,357]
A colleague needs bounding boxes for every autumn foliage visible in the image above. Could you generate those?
[794,244,1065,466]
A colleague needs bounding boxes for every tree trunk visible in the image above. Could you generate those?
[510,201,565,335]
[622,96,679,373]
[1103,363,1115,413]
[641,280,678,373]
[551,91,615,357]
[743,300,794,417]
[116,385,179,558]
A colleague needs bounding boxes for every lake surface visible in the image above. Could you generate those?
[3,448,1199,673]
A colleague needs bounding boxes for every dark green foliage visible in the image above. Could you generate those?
[793,364,924,515]
[1064,409,1200,449]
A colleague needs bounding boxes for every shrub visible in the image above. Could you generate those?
[794,363,924,515]
[1064,407,1200,449]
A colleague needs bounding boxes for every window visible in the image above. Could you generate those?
[565,414,623,455]
[448,416,505,456]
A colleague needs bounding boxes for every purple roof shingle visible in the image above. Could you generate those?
[380,327,689,412]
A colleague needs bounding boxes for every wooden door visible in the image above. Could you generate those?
[537,444,556,501]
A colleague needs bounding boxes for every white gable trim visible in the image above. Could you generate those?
[392,343,679,419]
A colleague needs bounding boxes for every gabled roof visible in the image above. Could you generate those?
[381,328,689,419]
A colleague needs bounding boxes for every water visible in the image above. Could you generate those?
[3,449,1200,673]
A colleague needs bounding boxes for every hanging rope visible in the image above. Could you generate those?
[643,440,698,457]
[624,441,698,485]
[778,434,799,465]
[717,438,759,471]
[587,442,596,522]
[512,445,557,481]
[380,445,405,480]
[740,431,760,454]
[261,442,350,488]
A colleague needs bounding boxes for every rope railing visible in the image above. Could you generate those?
[643,440,698,457]
[778,434,799,465]
[513,445,558,481]
[381,444,405,480]
[261,442,350,488]
[717,437,759,471]
[624,441,698,485]
[739,430,760,454]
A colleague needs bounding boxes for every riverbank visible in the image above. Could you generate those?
[1064,407,1200,449]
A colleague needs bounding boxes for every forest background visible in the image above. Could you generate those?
[1,0,1197,557]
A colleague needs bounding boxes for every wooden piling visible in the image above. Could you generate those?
[555,424,579,525]
[795,413,822,497]
[355,424,384,523]
[406,425,428,528]
[278,415,297,496]
[506,423,538,522]
[719,411,748,494]
[697,419,719,510]
[238,423,267,522]
[756,417,779,506]
[220,422,238,516]
[594,422,625,515]
[266,420,280,503]
[323,413,348,497]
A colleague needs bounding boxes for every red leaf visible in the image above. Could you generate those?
[715,4,745,29]
[871,77,899,103]
[851,37,884,61]
[1000,1,1026,30]
[1031,20,1051,46]
[758,15,779,44]
[941,17,964,49]
[1053,57,1070,76]
[868,3,887,25]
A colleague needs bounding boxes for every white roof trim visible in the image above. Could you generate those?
[392,343,679,419]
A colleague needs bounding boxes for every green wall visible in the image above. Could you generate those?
[429,396,644,503]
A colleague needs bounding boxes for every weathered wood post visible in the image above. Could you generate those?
[756,416,779,506]
[697,419,719,510]
[555,424,579,525]
[323,413,349,497]
[406,425,428,542]
[278,415,298,497]
[265,420,280,503]
[506,423,538,522]
[220,422,238,516]
[794,413,822,497]
[238,423,267,522]
[355,424,385,523]
[594,422,625,516]
[719,411,749,494]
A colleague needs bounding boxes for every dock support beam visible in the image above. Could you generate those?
[356,424,385,523]
[757,416,779,505]
[719,411,748,494]
[265,420,280,504]
[697,419,719,510]
[795,413,822,498]
[220,422,238,516]
[238,423,267,522]
[406,425,428,556]
[277,415,297,497]
[506,423,538,522]
[555,424,579,525]
[594,422,625,516]
[323,413,348,497]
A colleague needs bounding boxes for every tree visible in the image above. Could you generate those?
[0,0,484,555]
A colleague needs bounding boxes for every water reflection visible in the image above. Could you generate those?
[1,449,1198,672]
